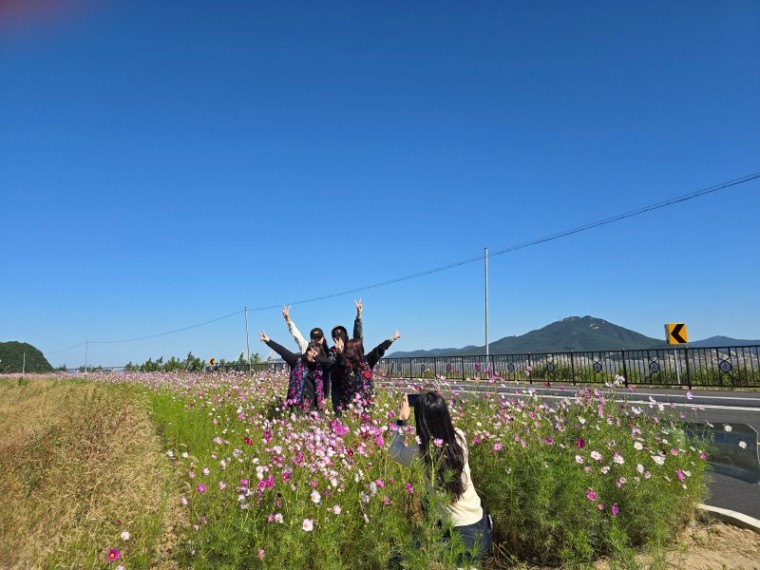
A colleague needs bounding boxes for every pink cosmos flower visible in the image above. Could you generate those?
[433,438,444,448]
[586,488,597,501]
[258,549,265,560]
[676,469,685,482]
[197,484,206,493]
[375,434,384,448]
[611,503,620,515]
[405,482,414,494]
[493,442,503,452]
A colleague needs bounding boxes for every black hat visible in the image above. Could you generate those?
[310,327,325,340]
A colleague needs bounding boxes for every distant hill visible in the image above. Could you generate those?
[389,316,668,357]
[687,336,760,348]
[0,341,54,373]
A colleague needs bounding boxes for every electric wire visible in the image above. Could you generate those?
[47,170,760,353]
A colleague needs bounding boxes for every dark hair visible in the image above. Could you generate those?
[331,325,348,343]
[343,338,365,368]
[302,340,327,363]
[414,391,465,500]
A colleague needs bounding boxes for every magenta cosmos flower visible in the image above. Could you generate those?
[107,549,120,562]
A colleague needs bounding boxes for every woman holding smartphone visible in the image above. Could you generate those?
[389,391,492,562]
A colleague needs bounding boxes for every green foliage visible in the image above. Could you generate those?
[0,341,54,373]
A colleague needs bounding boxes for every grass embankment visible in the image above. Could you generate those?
[0,378,183,569]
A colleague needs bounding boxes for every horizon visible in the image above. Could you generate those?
[2,1,759,368]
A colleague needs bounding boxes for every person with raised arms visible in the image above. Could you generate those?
[259,331,339,413]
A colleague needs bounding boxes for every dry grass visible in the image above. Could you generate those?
[0,378,185,569]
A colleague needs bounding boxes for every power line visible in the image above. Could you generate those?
[249,170,760,309]
[46,342,87,355]
[48,170,760,350]
[89,309,244,344]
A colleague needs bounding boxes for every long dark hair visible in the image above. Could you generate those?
[343,339,366,371]
[414,391,466,500]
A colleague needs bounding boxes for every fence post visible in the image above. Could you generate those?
[528,353,532,384]
[622,349,628,388]
[685,347,692,389]
[570,351,576,385]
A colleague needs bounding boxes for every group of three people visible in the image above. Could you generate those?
[259,300,400,414]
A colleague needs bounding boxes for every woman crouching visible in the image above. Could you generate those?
[390,390,493,563]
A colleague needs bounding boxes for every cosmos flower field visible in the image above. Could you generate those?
[1,371,711,569]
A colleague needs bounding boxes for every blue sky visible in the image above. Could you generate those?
[2,1,759,368]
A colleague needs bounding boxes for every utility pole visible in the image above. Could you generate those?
[244,306,251,375]
[484,247,489,363]
[22,352,26,374]
[84,340,88,374]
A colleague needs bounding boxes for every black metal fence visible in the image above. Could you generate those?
[366,345,760,389]
[218,345,760,389]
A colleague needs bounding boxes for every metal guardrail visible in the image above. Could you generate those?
[684,422,760,484]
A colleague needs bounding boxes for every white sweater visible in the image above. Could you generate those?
[389,427,484,527]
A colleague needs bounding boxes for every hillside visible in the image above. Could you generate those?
[0,341,54,373]
[687,336,760,348]
[389,316,666,357]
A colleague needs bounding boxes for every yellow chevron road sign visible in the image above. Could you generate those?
[665,323,688,345]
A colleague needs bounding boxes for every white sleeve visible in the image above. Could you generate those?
[287,319,308,353]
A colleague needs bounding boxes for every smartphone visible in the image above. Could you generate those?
[407,393,420,406]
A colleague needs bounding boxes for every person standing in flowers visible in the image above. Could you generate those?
[282,300,364,409]
[389,391,493,562]
[336,329,400,410]
[259,331,338,412]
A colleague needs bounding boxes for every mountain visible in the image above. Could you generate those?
[687,336,760,348]
[389,316,667,357]
[0,341,54,373]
